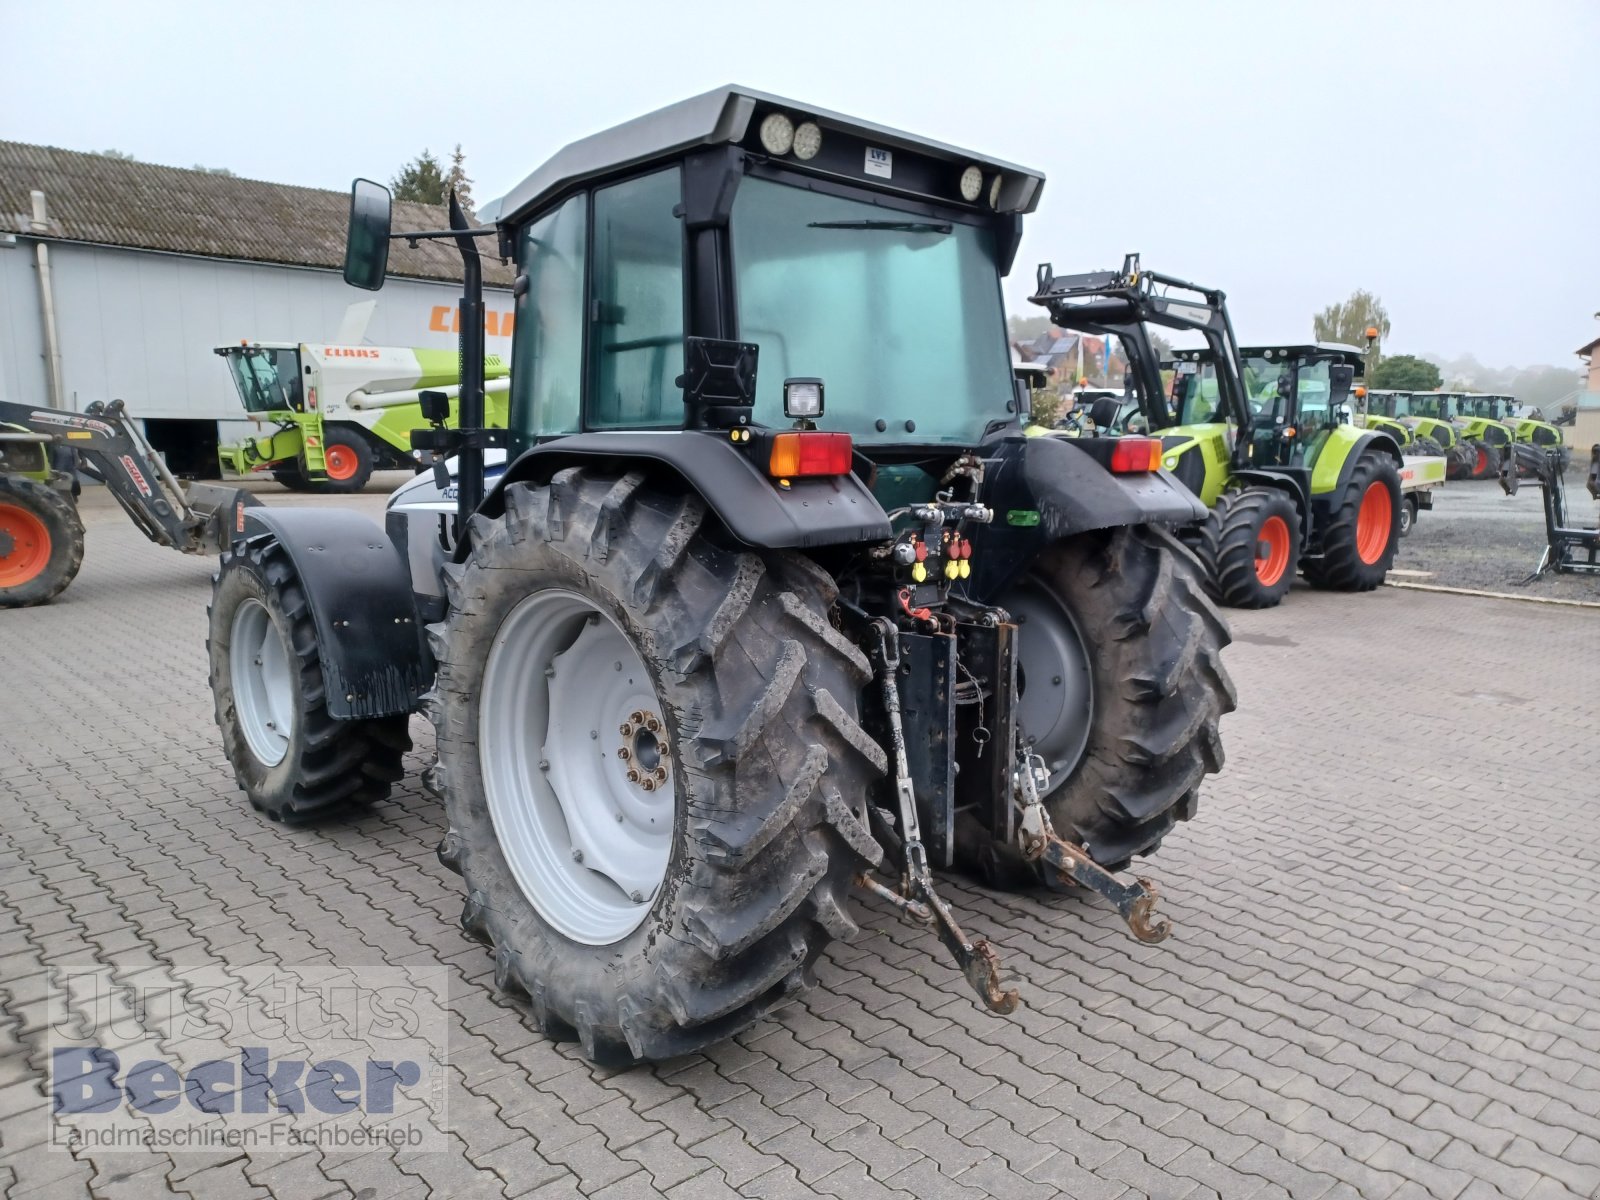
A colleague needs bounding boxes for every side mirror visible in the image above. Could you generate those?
[343,179,392,291]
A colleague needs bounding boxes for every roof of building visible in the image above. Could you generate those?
[1576,334,1600,358]
[498,84,1045,226]
[0,140,515,285]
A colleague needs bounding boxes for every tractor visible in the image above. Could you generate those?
[205,88,1236,1064]
[1494,395,1573,473]
[1444,393,1521,480]
[1403,392,1502,481]
[1359,390,1446,458]
[1031,257,1404,609]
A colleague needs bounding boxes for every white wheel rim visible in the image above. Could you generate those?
[480,588,673,946]
[230,598,293,767]
[1005,582,1094,793]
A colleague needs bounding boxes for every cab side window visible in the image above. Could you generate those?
[511,192,587,438]
[588,169,684,430]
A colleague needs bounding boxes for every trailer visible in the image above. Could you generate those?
[1396,452,1445,536]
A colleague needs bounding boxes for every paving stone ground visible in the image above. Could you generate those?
[2,485,1598,1200]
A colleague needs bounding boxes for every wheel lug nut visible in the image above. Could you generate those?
[629,710,645,724]
[617,747,630,760]
[654,767,667,782]
[644,717,660,733]
[538,758,549,771]
[626,768,641,783]
[619,723,631,736]
[630,891,644,903]
[641,778,655,791]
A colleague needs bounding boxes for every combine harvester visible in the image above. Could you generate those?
[215,339,509,491]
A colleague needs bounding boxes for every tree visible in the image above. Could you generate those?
[98,149,136,160]
[391,150,448,205]
[1370,354,1442,391]
[192,164,235,176]
[445,144,474,215]
[1313,290,1390,379]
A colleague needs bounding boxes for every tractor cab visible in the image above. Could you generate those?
[217,343,305,414]
[1360,389,1417,445]
[1234,343,1362,469]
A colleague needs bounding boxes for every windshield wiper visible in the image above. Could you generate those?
[807,220,952,234]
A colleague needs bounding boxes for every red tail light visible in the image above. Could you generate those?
[1108,437,1163,473]
[768,431,853,478]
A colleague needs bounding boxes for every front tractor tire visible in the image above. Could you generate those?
[0,474,84,607]
[1302,453,1402,592]
[430,469,885,1065]
[1001,526,1236,872]
[1196,487,1301,609]
[209,540,412,820]
[311,426,375,494]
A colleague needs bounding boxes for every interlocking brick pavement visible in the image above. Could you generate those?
[1,486,1597,1199]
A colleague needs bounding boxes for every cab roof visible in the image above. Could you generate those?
[496,85,1045,226]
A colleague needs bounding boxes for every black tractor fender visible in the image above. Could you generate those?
[1019,434,1208,538]
[967,435,1209,602]
[480,431,894,551]
[237,506,429,720]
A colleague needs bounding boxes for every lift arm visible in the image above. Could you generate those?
[1030,252,1253,439]
[0,398,257,554]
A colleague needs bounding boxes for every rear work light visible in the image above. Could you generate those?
[1108,437,1163,473]
[767,431,853,478]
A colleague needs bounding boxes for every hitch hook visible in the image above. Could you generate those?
[1015,753,1171,944]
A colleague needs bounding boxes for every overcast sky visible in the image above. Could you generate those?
[5,0,1595,367]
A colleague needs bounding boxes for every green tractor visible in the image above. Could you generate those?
[0,422,83,605]
[1360,390,1445,457]
[1500,395,1572,472]
[205,89,1237,1063]
[1443,393,1520,481]
[1032,256,1403,609]
[1403,392,1500,481]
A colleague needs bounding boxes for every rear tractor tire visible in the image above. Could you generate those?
[430,469,886,1065]
[209,539,412,820]
[1409,435,1444,458]
[1196,487,1301,609]
[0,473,84,607]
[1466,440,1495,482]
[1302,453,1402,592]
[996,525,1236,874]
[1445,440,1477,480]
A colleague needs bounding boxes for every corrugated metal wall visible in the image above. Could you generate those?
[0,239,513,420]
